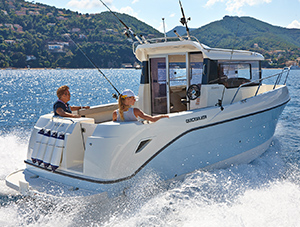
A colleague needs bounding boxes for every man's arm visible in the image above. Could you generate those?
[70,106,90,111]
[56,107,81,118]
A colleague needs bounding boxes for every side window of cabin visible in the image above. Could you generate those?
[219,62,251,80]
[251,61,261,81]
[203,59,218,84]
[217,61,260,88]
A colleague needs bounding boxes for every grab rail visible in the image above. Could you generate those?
[230,67,290,104]
[132,35,202,53]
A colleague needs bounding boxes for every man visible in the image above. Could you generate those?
[53,85,90,118]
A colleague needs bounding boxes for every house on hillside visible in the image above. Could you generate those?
[26,55,36,61]
[48,41,69,52]
[57,16,67,21]
[56,42,69,46]
[16,10,26,16]
[48,44,64,52]
[4,24,14,30]
[5,40,16,44]
[28,11,40,15]
[72,28,81,33]
[14,24,23,32]
[79,34,86,39]
[8,1,15,9]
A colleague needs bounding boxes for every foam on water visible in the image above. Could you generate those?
[100,140,300,227]
[0,131,28,179]
[1,130,300,226]
[102,183,300,227]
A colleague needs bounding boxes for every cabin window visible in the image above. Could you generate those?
[190,52,203,85]
[169,55,187,87]
[169,55,187,113]
[218,61,261,88]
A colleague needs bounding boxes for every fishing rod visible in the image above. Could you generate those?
[98,0,143,44]
[179,0,191,40]
[66,34,120,99]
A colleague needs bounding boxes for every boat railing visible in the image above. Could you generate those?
[132,35,201,53]
[230,67,290,104]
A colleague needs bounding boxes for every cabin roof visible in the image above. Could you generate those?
[134,40,264,62]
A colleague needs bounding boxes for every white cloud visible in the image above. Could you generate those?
[205,0,272,13]
[205,0,224,7]
[67,0,112,10]
[287,20,300,29]
[120,6,138,18]
[132,0,139,3]
[169,13,176,18]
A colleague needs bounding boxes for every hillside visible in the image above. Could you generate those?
[190,16,300,67]
[0,0,162,68]
[166,16,300,68]
[1,0,300,68]
[191,16,300,49]
[166,26,196,37]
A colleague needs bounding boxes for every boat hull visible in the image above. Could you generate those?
[5,167,128,197]
[146,103,286,179]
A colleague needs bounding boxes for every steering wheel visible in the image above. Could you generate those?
[187,84,201,100]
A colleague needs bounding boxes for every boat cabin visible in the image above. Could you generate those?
[134,38,264,116]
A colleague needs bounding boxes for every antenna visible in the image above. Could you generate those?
[162,18,167,42]
[179,0,191,40]
[230,23,240,61]
[224,23,239,79]
[99,0,143,44]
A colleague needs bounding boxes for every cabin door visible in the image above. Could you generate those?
[150,55,187,114]
[150,57,168,114]
[150,53,203,114]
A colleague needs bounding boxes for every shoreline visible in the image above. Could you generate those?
[0,67,288,70]
[0,67,141,70]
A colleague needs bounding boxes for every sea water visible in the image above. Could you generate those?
[0,68,299,226]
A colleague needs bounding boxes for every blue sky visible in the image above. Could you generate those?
[31,0,300,32]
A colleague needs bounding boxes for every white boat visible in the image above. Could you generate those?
[6,33,290,197]
[290,65,300,70]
